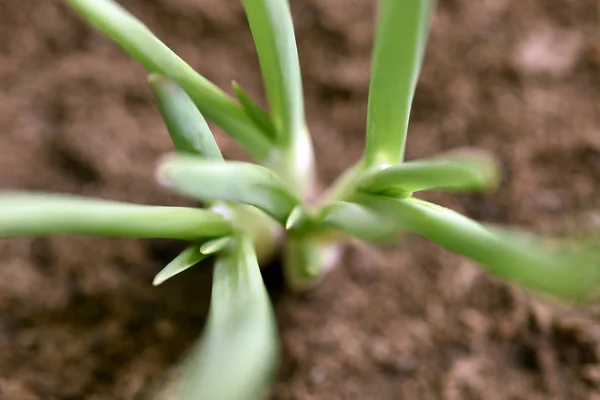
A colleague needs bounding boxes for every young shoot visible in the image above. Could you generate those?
[1,0,598,398]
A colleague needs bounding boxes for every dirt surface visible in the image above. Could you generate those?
[1,0,600,399]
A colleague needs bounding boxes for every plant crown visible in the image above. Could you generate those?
[1,0,598,398]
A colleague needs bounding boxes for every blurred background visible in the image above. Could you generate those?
[0,0,599,399]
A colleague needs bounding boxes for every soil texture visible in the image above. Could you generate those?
[1,0,600,399]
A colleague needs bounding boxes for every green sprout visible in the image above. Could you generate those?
[1,0,599,398]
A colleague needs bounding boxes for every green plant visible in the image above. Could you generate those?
[1,0,599,398]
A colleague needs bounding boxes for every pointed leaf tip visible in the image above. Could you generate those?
[232,81,276,140]
[153,244,207,286]
[285,205,310,231]
[149,75,223,159]
[200,237,232,255]
[65,0,272,161]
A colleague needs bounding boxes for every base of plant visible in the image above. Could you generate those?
[283,233,345,292]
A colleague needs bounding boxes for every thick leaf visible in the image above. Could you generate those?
[319,201,400,242]
[0,192,232,240]
[211,203,282,266]
[153,244,207,286]
[357,194,600,301]
[176,235,279,399]
[284,234,343,292]
[157,155,301,223]
[363,0,436,167]
[285,205,311,231]
[232,81,276,140]
[359,149,501,194]
[241,0,305,147]
[241,0,315,197]
[149,74,223,159]
[65,0,271,160]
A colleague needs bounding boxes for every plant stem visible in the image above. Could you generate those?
[211,203,283,267]
[283,231,344,292]
[265,124,316,203]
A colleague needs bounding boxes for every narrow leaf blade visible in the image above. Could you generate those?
[232,81,277,140]
[65,0,272,160]
[0,192,232,240]
[320,201,400,242]
[157,155,301,223]
[153,244,207,286]
[199,236,232,255]
[359,149,501,194]
[176,235,279,399]
[358,194,600,301]
[363,0,436,167]
[149,74,223,159]
[241,0,305,146]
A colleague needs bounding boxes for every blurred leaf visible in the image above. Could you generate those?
[153,244,207,286]
[0,192,232,240]
[65,0,271,160]
[320,201,400,242]
[363,0,436,167]
[213,203,281,266]
[285,205,311,231]
[283,234,342,291]
[241,0,305,146]
[359,149,501,194]
[200,236,232,255]
[176,235,278,400]
[357,194,600,301]
[149,74,223,159]
[232,81,277,140]
[158,155,301,224]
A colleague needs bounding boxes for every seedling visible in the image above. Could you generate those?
[1,0,599,398]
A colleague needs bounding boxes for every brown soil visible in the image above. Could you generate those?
[1,0,600,399]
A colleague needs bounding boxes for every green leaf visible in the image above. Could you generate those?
[320,201,400,242]
[200,236,232,255]
[65,0,272,160]
[176,235,278,400]
[214,204,281,266]
[285,205,310,231]
[157,155,301,224]
[153,244,207,286]
[363,0,436,167]
[232,81,276,140]
[241,0,305,147]
[357,194,600,301]
[0,192,232,240]
[359,149,501,194]
[149,74,223,159]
